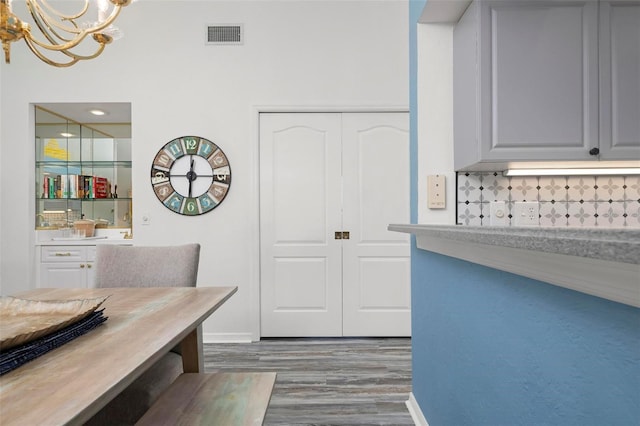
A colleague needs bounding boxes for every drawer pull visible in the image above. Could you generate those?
[54,252,72,257]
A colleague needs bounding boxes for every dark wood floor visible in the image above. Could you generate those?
[203,337,413,426]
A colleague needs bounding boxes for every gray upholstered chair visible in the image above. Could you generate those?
[85,243,201,426]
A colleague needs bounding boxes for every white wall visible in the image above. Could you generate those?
[0,60,3,294]
[0,1,408,341]
[417,22,456,224]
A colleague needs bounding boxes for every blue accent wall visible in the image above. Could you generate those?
[409,1,640,425]
[412,249,640,425]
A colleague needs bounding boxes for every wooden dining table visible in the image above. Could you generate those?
[0,286,237,426]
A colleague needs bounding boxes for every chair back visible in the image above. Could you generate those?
[94,244,200,288]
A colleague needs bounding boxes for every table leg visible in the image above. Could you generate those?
[180,325,204,373]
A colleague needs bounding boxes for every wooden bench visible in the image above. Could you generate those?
[135,372,277,426]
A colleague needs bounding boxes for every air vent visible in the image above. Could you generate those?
[206,24,243,45]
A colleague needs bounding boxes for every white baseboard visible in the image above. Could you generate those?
[406,392,429,426]
[203,332,254,343]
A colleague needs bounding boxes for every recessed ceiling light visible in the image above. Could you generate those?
[90,109,106,116]
[60,132,74,137]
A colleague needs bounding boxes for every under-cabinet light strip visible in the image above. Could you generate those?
[503,167,640,176]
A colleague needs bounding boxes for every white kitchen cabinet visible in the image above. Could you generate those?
[599,0,640,160]
[453,0,639,171]
[39,246,97,288]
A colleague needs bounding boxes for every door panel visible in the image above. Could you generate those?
[274,258,329,309]
[260,113,343,336]
[358,257,411,309]
[272,127,329,243]
[341,113,411,336]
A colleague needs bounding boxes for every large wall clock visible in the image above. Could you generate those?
[150,136,231,215]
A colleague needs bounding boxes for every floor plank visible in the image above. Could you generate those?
[204,337,413,426]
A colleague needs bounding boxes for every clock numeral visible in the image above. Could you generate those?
[209,182,229,203]
[167,139,185,159]
[164,193,184,213]
[153,152,173,170]
[153,181,172,201]
[208,149,229,169]
[183,137,199,154]
[213,166,231,184]
[151,169,170,184]
[183,198,200,215]
[198,193,217,212]
[198,140,217,158]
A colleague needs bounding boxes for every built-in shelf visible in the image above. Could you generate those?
[35,105,132,228]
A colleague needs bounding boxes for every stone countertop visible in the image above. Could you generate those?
[35,229,133,246]
[37,238,134,246]
[388,224,640,265]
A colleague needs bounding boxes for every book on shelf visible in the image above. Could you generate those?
[95,177,109,199]
[41,174,112,199]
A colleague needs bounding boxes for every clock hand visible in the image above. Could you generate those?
[188,156,195,198]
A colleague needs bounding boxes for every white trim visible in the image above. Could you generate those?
[416,235,640,307]
[251,105,410,340]
[203,332,254,344]
[252,105,409,114]
[406,392,429,426]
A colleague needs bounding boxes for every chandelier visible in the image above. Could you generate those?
[0,0,132,67]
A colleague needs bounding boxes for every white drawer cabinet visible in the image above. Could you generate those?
[39,246,97,288]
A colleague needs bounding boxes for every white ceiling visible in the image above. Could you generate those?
[36,102,131,138]
[36,102,131,124]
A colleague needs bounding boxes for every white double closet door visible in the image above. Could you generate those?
[259,112,410,337]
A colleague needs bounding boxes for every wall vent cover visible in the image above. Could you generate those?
[206,24,243,45]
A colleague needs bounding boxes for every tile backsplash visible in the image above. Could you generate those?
[457,172,640,228]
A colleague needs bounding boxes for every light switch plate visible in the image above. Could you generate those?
[427,175,445,209]
[489,201,507,226]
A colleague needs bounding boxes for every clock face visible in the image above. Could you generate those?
[150,136,231,215]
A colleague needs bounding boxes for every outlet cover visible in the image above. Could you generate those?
[427,175,446,209]
[513,202,539,226]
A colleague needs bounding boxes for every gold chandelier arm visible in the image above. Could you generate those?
[1,0,132,66]
[27,1,80,46]
[23,35,106,67]
[25,1,124,51]
[35,0,91,22]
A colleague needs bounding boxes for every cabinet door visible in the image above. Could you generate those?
[479,0,598,161]
[599,0,640,159]
[40,263,88,288]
